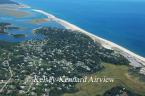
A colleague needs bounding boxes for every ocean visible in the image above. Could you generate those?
[14,0,145,57]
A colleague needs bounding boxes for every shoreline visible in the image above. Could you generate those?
[33,9,145,68]
[56,18,145,67]
[1,3,143,68]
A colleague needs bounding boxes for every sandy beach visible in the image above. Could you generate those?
[56,18,145,67]
[33,9,145,69]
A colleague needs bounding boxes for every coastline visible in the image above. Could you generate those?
[56,18,145,67]
[1,2,145,95]
[33,9,145,68]
[1,3,144,68]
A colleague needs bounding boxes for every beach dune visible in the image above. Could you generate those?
[28,10,144,70]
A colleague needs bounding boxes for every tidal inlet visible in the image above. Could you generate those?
[0,0,145,96]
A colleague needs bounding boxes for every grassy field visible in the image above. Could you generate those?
[64,63,145,96]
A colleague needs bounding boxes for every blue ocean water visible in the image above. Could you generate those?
[15,0,145,57]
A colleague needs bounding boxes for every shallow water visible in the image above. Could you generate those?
[0,5,64,42]
[14,0,145,57]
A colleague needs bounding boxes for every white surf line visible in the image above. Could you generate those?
[33,9,56,19]
[33,9,145,67]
